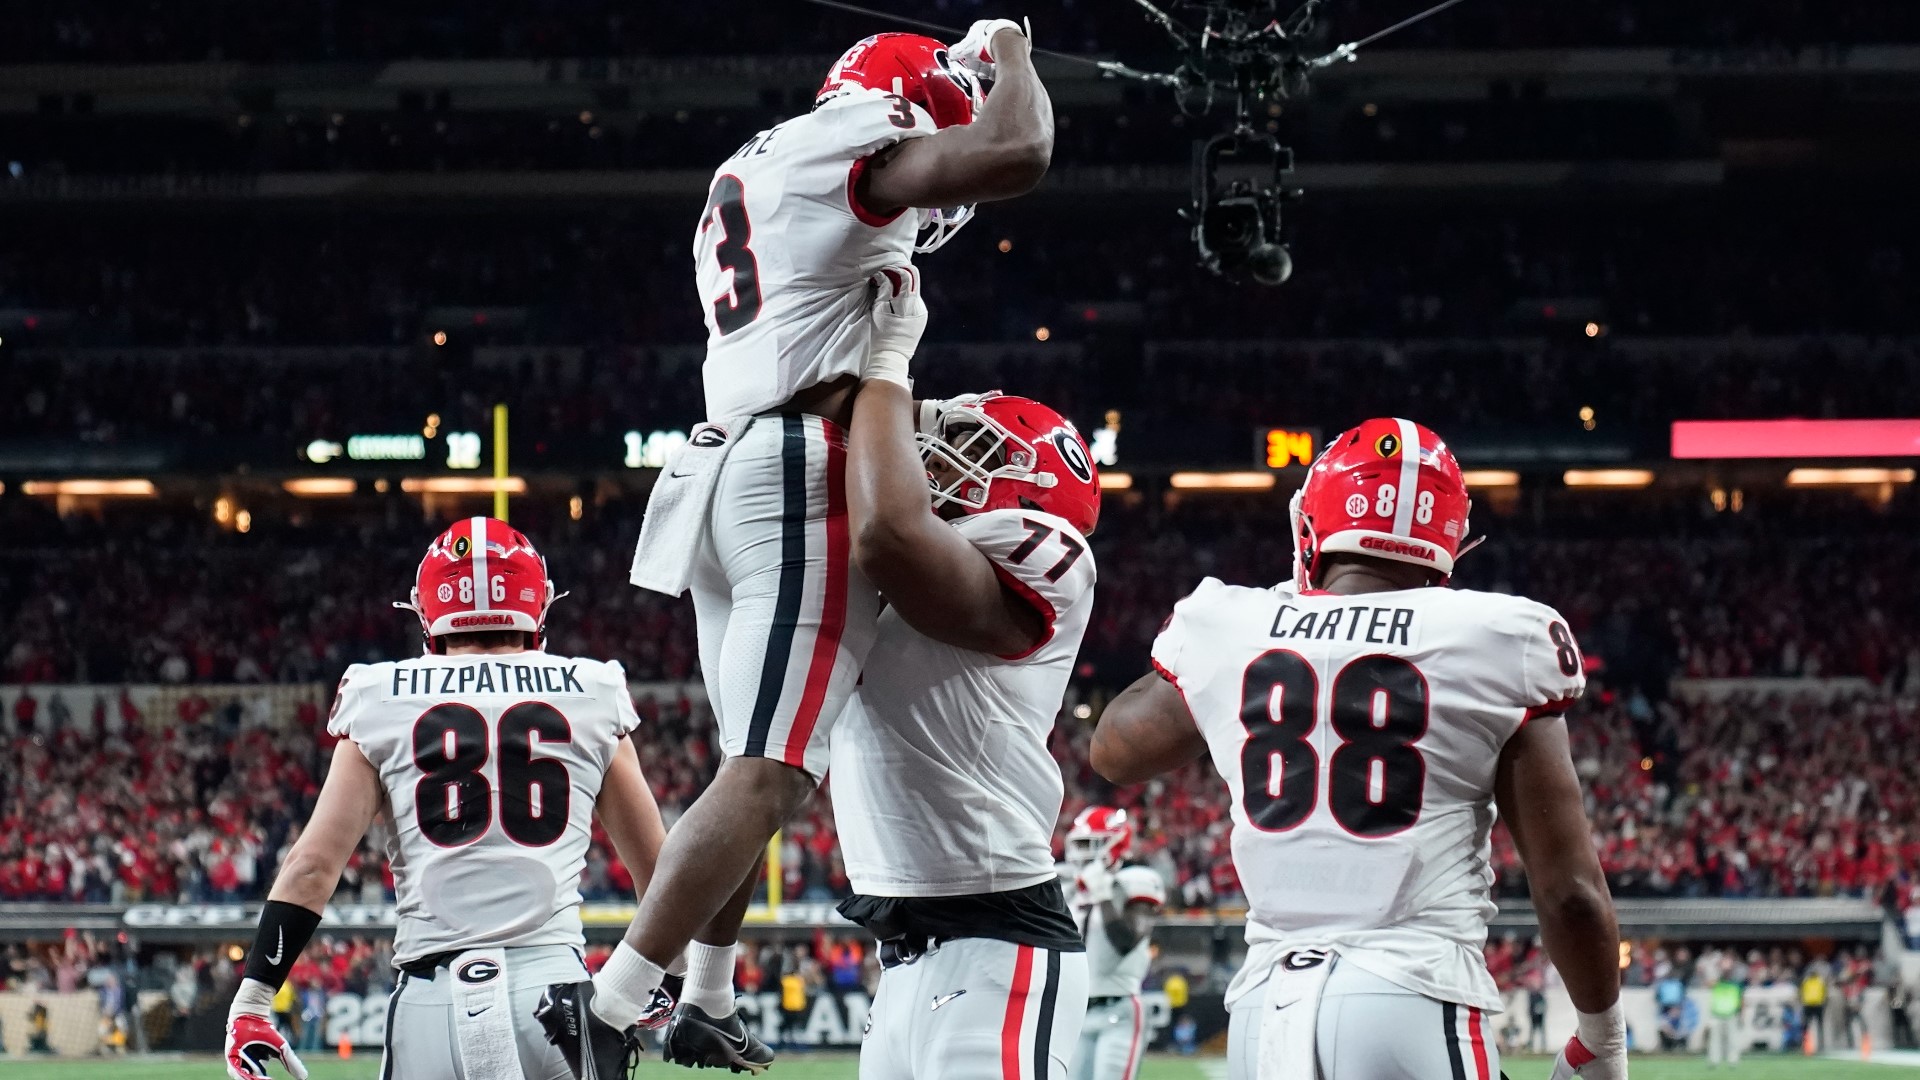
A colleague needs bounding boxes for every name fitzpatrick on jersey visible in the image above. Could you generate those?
[1267,602,1417,647]
[388,663,588,698]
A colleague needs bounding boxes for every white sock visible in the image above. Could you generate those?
[682,941,739,1018]
[591,942,664,1028]
[666,951,689,978]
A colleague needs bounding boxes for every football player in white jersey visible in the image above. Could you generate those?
[821,270,1099,1080]
[224,518,668,1080]
[585,20,1058,1072]
[1065,807,1165,1080]
[1092,418,1628,1080]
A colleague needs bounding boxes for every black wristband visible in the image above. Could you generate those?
[242,900,324,989]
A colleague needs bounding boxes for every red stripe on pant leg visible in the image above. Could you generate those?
[1468,1006,1491,1080]
[1000,945,1036,1080]
[782,419,848,767]
[1122,996,1144,1080]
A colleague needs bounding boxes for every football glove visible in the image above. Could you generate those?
[1549,1003,1628,1080]
[1075,859,1115,906]
[865,265,927,389]
[225,1013,308,1080]
[949,18,1030,83]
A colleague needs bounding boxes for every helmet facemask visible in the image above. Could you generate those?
[916,407,1053,515]
[914,204,977,253]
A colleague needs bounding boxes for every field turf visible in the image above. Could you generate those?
[0,1053,1910,1079]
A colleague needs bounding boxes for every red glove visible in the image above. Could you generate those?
[225,1013,309,1080]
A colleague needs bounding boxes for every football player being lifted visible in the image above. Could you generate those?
[565,17,1059,1076]
[1093,420,1628,1080]
[830,267,1102,1080]
[226,520,667,1080]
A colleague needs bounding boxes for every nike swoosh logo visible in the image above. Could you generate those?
[264,929,283,967]
[467,1007,490,1017]
[717,1024,748,1049]
[930,990,967,1011]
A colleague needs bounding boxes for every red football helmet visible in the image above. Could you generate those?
[1291,417,1474,588]
[920,392,1101,536]
[397,517,559,652]
[817,33,985,130]
[1066,806,1133,867]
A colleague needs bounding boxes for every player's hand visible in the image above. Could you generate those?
[864,265,927,389]
[916,392,987,435]
[1549,1004,1627,1080]
[1076,860,1115,905]
[949,18,1030,82]
[225,1013,309,1080]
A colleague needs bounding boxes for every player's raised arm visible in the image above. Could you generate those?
[859,22,1054,212]
[226,737,384,1079]
[848,269,1046,656]
[1495,715,1628,1080]
[1090,670,1209,784]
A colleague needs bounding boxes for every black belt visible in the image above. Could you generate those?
[878,933,951,969]
[398,950,460,978]
[1088,995,1134,1007]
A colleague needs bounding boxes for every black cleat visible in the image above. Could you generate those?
[639,973,684,1031]
[536,980,643,1080]
[662,1002,776,1074]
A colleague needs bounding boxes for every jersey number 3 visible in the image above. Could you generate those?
[702,174,764,335]
[1237,651,1428,839]
[412,702,573,848]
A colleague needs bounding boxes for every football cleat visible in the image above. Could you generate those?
[662,1002,776,1074]
[639,972,684,1031]
[536,981,643,1080]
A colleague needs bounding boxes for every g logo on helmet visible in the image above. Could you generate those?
[1050,428,1093,484]
[437,583,455,604]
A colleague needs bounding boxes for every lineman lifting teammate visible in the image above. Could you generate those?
[225,519,668,1080]
[547,15,1057,1077]
[833,268,1099,1080]
[1093,419,1629,1080]
[1065,807,1165,1080]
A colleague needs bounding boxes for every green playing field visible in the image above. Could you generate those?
[0,1054,1907,1079]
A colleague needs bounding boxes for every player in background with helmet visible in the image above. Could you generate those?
[576,20,1057,1073]
[825,268,1098,1080]
[1090,419,1627,1080]
[224,519,669,1080]
[1064,808,1165,1080]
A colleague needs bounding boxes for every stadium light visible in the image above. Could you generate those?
[400,477,528,494]
[1169,471,1277,491]
[1098,472,1134,491]
[282,478,358,496]
[1563,469,1654,488]
[1785,467,1916,486]
[1461,470,1520,488]
[21,479,158,497]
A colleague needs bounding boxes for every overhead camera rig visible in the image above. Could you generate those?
[1094,0,1470,285]
[799,0,1470,285]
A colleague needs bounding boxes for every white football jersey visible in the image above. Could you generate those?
[1151,579,1585,1011]
[327,652,641,965]
[1073,864,1167,997]
[694,88,933,419]
[831,509,1097,896]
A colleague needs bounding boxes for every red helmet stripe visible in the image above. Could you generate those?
[1390,417,1421,536]
[468,516,490,612]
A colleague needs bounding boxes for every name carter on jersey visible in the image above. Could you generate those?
[1268,602,1416,647]
[388,662,588,698]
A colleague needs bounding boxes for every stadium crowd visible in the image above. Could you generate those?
[4,493,1918,910]
[4,195,1918,350]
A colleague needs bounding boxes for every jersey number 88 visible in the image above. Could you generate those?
[1237,651,1428,839]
